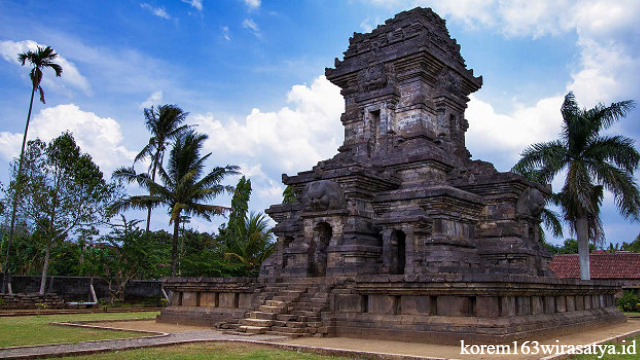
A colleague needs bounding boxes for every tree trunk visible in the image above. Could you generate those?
[2,86,37,294]
[145,153,160,232]
[576,216,591,280]
[171,216,180,277]
[39,241,52,295]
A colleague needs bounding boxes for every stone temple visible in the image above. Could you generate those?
[159,7,623,343]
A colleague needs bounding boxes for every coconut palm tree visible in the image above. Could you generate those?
[113,131,239,277]
[2,46,62,293]
[514,92,640,280]
[134,105,190,232]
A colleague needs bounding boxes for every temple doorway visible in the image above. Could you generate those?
[390,230,406,275]
[309,222,332,277]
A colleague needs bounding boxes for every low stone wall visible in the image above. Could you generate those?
[157,277,258,326]
[0,293,65,309]
[1,274,164,303]
[326,274,624,344]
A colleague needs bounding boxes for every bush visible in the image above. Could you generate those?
[617,290,640,312]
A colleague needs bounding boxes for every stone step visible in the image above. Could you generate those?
[293,310,319,317]
[249,311,277,320]
[219,323,241,330]
[285,321,307,328]
[238,325,268,334]
[276,314,297,321]
[265,300,285,307]
[278,290,304,295]
[222,330,256,336]
[271,320,287,327]
[274,326,312,334]
[240,318,275,327]
[310,298,329,304]
[272,295,299,301]
[259,305,285,313]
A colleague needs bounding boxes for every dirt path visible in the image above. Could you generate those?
[91,320,206,333]
[283,318,640,360]
[4,317,639,359]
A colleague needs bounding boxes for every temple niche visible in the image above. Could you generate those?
[159,7,624,343]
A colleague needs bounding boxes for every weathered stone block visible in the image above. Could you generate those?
[238,293,252,308]
[531,296,544,315]
[544,296,556,314]
[502,296,516,317]
[437,296,470,317]
[219,293,238,308]
[476,297,500,318]
[516,296,531,316]
[566,296,575,312]
[401,296,432,315]
[335,294,365,313]
[368,295,396,314]
[555,296,566,313]
[171,291,181,306]
[182,292,198,307]
[200,292,218,307]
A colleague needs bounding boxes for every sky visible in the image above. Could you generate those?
[1,0,639,247]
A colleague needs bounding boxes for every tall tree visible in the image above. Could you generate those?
[217,176,251,249]
[10,133,118,294]
[95,216,167,304]
[134,105,190,232]
[2,46,62,293]
[514,92,640,279]
[113,130,239,277]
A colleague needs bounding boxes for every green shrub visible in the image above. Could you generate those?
[617,290,640,311]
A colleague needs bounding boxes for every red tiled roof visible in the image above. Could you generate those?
[550,253,640,279]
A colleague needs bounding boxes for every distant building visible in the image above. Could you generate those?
[550,253,640,294]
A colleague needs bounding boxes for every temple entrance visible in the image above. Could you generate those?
[390,230,406,275]
[309,222,332,277]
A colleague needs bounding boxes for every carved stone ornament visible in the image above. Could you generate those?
[357,63,396,93]
[516,188,545,217]
[301,180,345,211]
[436,69,461,95]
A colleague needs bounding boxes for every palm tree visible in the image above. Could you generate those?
[224,212,276,276]
[134,105,190,232]
[113,131,239,277]
[2,46,62,293]
[514,92,640,280]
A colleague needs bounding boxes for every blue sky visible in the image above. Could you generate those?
[1,0,639,247]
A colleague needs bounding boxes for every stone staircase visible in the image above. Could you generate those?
[219,279,330,338]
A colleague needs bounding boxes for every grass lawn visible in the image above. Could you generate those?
[571,333,639,360]
[59,342,348,360]
[0,311,159,348]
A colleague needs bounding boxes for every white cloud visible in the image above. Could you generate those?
[189,76,343,213]
[222,26,231,41]
[182,0,203,11]
[0,39,91,95]
[140,90,163,109]
[359,17,381,33]
[0,104,135,174]
[242,18,262,38]
[140,3,171,20]
[465,95,564,169]
[243,0,261,11]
